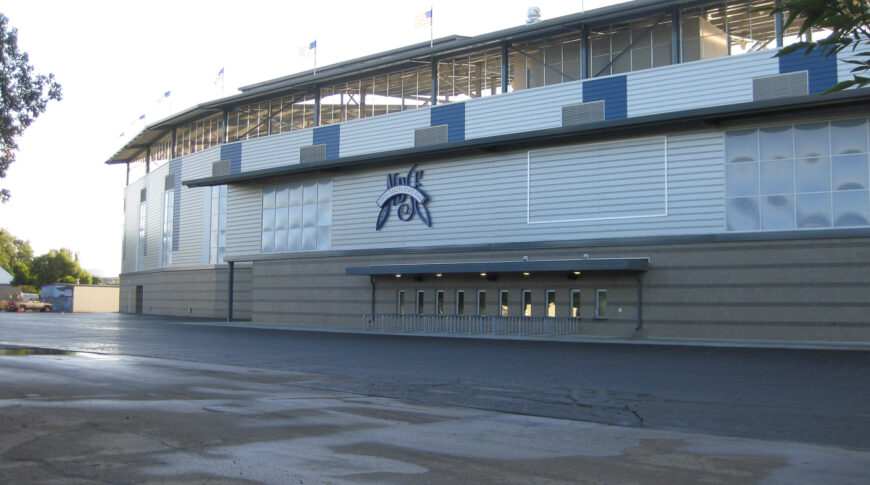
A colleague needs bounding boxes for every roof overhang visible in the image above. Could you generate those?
[346,258,649,276]
[183,88,870,188]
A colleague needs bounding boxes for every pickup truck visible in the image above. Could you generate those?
[5,296,52,312]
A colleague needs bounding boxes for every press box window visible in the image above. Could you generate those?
[546,290,556,317]
[571,290,582,318]
[595,289,608,319]
[416,291,425,315]
[522,290,532,317]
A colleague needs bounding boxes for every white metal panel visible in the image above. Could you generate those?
[339,109,429,157]
[329,131,726,251]
[122,178,144,274]
[465,81,582,139]
[627,50,780,118]
[174,149,218,267]
[144,164,169,271]
[226,185,262,258]
[241,129,311,171]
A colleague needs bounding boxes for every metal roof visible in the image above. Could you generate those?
[105,0,697,165]
[345,258,650,276]
[182,88,870,189]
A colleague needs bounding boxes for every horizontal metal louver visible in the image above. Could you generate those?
[415,125,448,147]
[212,160,230,177]
[300,144,327,163]
[164,174,175,190]
[753,71,809,101]
[562,100,605,126]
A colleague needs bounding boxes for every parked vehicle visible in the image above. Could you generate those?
[5,294,52,312]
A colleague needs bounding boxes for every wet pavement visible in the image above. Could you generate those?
[1,350,869,484]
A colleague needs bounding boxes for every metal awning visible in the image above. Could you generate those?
[346,258,649,276]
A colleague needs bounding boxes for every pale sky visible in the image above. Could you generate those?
[1,0,624,277]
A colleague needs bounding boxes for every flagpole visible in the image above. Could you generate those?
[314,38,317,76]
[430,6,433,48]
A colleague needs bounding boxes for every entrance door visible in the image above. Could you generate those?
[135,285,143,314]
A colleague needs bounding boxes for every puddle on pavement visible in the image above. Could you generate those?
[0,347,76,356]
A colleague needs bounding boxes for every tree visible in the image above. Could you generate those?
[28,248,93,288]
[0,13,62,202]
[767,0,870,91]
[0,228,33,273]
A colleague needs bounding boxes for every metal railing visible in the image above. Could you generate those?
[362,313,581,337]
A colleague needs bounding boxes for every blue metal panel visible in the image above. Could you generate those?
[431,103,466,142]
[169,159,182,251]
[582,75,627,120]
[221,143,243,174]
[314,124,341,159]
[779,49,837,94]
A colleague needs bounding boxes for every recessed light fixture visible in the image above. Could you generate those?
[573,271,581,275]
[435,273,443,277]
[480,272,487,277]
[395,274,402,278]
[522,272,530,276]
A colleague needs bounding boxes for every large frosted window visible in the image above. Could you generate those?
[137,198,147,271]
[726,119,870,231]
[261,179,332,253]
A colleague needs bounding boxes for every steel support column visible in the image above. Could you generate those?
[227,261,234,322]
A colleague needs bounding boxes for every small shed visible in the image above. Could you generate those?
[41,284,120,313]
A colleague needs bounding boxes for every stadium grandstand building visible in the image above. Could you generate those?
[108,0,870,343]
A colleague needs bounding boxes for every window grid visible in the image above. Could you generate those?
[261,179,333,253]
[210,185,227,264]
[726,119,870,232]
[161,189,173,268]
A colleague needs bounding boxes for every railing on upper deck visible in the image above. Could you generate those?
[363,313,581,337]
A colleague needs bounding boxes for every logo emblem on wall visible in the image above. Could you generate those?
[376,165,432,230]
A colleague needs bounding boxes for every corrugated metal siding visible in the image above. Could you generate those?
[144,164,168,271]
[314,125,341,159]
[465,81,582,139]
[431,103,466,141]
[175,148,219,266]
[331,131,725,250]
[627,50,779,118]
[241,130,311,171]
[778,49,837,94]
[340,109,428,157]
[528,137,667,223]
[226,185,262,258]
[122,179,144,274]
[582,75,627,120]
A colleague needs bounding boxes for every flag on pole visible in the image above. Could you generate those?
[415,8,432,28]
[156,90,171,104]
[214,67,225,85]
[298,40,316,56]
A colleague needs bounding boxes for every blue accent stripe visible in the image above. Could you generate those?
[169,159,182,251]
[778,49,838,94]
[582,75,627,120]
[431,103,465,142]
[221,143,243,174]
[314,124,341,159]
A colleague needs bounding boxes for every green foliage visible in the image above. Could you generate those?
[0,13,63,202]
[28,248,92,288]
[0,228,33,273]
[763,0,870,92]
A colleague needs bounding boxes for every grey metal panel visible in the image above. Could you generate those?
[562,101,605,126]
[164,175,175,191]
[241,129,310,171]
[415,125,448,147]
[300,144,327,163]
[528,137,667,223]
[174,149,217,267]
[144,164,169,271]
[330,131,726,250]
[753,71,809,101]
[341,108,427,157]
[226,185,262,258]
[628,49,779,117]
[465,81,581,139]
[212,159,230,177]
[122,179,145,274]
[346,258,649,275]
